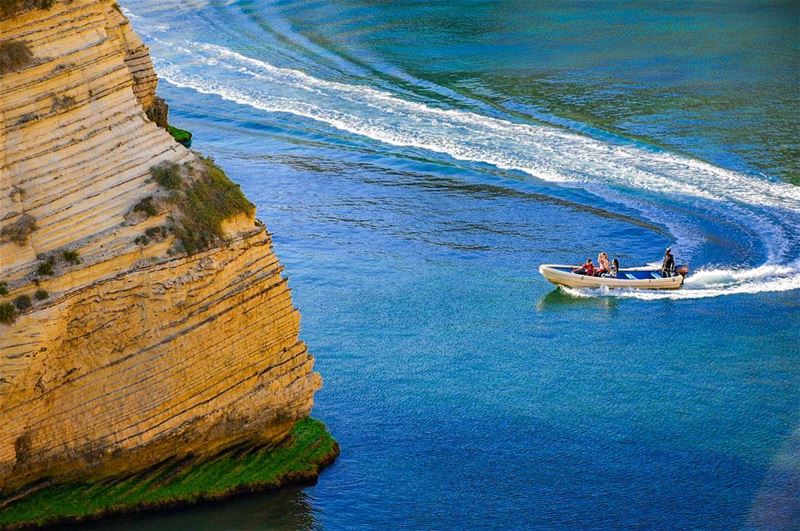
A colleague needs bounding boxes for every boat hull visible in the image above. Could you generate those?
[538,264,684,290]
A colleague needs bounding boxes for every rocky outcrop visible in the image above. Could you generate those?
[0,0,323,495]
[146,95,169,128]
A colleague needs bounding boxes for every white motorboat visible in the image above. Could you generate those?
[539,264,686,290]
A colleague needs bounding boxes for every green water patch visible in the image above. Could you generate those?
[0,418,338,529]
[167,125,192,147]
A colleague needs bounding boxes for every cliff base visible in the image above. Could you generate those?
[0,418,338,529]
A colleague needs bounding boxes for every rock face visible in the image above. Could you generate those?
[0,0,321,493]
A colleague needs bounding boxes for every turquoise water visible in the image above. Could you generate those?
[102,1,798,528]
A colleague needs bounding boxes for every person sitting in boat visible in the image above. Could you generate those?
[603,257,620,278]
[573,258,595,276]
[660,248,676,277]
[596,252,610,276]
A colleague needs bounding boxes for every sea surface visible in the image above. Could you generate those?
[100,1,799,528]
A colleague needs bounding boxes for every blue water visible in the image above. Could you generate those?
[100,1,799,528]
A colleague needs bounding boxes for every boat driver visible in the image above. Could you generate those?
[660,248,676,277]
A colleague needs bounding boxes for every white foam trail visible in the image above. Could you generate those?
[142,37,799,300]
[153,43,800,208]
[684,263,798,288]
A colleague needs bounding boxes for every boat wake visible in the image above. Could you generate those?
[560,261,800,300]
[133,21,800,300]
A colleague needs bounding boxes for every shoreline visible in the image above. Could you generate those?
[0,418,338,530]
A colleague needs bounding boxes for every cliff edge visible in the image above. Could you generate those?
[0,0,334,520]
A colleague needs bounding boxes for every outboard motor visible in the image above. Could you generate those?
[676,264,689,277]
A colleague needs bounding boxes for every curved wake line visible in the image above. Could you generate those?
[144,37,800,300]
[159,42,800,211]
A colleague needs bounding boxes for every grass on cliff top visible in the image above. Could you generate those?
[149,156,254,255]
[0,418,338,529]
[177,156,255,254]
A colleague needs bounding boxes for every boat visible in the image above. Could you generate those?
[538,264,688,290]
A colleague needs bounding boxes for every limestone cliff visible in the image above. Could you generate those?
[0,0,323,496]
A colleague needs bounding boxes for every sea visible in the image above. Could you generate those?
[93,1,799,528]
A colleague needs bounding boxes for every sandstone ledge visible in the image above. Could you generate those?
[0,417,339,529]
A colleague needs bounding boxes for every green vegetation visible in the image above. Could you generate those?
[0,214,36,245]
[0,39,33,75]
[0,302,15,324]
[0,0,53,17]
[168,125,193,147]
[62,250,80,264]
[146,157,254,254]
[13,294,30,311]
[0,418,338,528]
[0,281,7,296]
[145,226,168,240]
[150,161,182,190]
[173,156,254,255]
[135,227,167,247]
[36,261,53,276]
[34,289,48,301]
[133,196,157,217]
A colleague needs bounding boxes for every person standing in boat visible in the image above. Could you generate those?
[596,252,610,276]
[660,248,676,277]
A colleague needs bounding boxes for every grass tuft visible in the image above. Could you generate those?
[0,302,15,324]
[133,196,157,217]
[145,226,168,240]
[34,289,48,301]
[150,161,182,190]
[62,250,80,264]
[13,294,30,311]
[36,261,53,276]
[0,281,7,296]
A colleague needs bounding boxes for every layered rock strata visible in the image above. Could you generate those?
[0,0,324,496]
